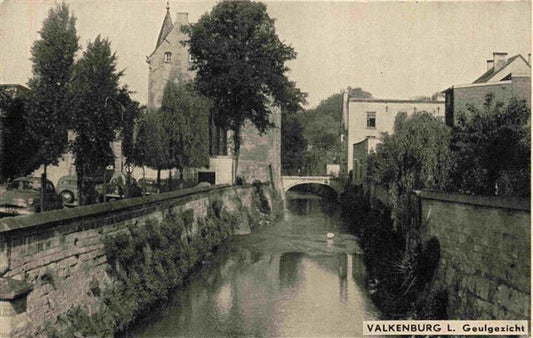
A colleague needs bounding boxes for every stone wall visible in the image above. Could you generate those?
[0,184,274,337]
[417,190,530,319]
[237,105,282,192]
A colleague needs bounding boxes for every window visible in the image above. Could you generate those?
[366,112,376,129]
[164,52,172,63]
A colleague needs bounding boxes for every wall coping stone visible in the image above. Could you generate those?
[417,190,530,211]
[0,278,33,300]
[0,184,251,235]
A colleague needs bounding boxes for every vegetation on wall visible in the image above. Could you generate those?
[341,187,447,320]
[44,186,274,337]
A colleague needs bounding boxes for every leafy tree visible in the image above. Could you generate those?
[26,3,79,209]
[367,112,453,231]
[161,79,211,183]
[281,110,306,175]
[70,35,126,204]
[0,89,41,180]
[300,87,372,173]
[133,109,170,188]
[449,96,530,197]
[132,109,169,188]
[185,1,305,176]
[117,87,141,167]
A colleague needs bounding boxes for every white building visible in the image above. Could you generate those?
[341,91,445,177]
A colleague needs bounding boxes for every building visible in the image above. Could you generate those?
[146,6,193,109]
[351,136,381,185]
[147,5,282,189]
[341,91,445,179]
[443,52,531,127]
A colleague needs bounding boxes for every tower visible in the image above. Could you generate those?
[146,4,193,109]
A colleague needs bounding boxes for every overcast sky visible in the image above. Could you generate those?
[0,1,530,108]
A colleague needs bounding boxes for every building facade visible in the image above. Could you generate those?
[443,52,531,127]
[341,93,445,176]
[147,8,193,109]
[351,136,381,185]
[147,6,282,189]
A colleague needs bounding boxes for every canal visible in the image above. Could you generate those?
[126,191,379,337]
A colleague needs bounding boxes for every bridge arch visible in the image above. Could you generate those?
[281,176,342,195]
[284,182,341,195]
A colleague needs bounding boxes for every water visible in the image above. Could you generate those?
[127,192,379,337]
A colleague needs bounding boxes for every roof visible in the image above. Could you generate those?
[0,84,30,91]
[349,98,444,104]
[155,8,174,52]
[473,54,526,83]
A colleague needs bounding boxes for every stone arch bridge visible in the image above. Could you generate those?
[281,176,343,195]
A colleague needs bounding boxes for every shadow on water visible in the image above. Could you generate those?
[123,191,379,337]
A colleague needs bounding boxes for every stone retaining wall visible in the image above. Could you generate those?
[0,184,272,337]
[417,190,530,319]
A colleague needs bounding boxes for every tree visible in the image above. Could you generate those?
[133,109,170,189]
[70,35,125,205]
[367,112,453,231]
[185,1,305,176]
[117,87,141,167]
[449,96,530,197]
[281,110,306,175]
[300,87,372,173]
[0,89,41,180]
[26,3,79,210]
[161,79,211,183]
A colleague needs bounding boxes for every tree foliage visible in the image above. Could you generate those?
[26,3,79,167]
[281,110,306,174]
[449,96,530,197]
[298,87,372,174]
[367,112,453,230]
[185,1,305,171]
[70,35,126,203]
[0,90,41,180]
[133,109,170,177]
[160,79,211,177]
[118,87,141,166]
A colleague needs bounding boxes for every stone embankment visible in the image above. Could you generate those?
[0,183,278,337]
[346,184,530,320]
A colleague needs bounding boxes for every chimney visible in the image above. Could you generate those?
[486,59,494,71]
[528,53,531,65]
[493,52,508,72]
[175,12,189,25]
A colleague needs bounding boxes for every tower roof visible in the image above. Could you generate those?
[155,6,174,50]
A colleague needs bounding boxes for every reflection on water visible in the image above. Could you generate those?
[126,192,378,337]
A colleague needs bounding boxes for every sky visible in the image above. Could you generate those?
[0,0,530,108]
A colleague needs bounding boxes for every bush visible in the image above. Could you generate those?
[342,186,447,320]
[449,96,530,198]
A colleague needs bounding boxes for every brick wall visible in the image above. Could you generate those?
[0,184,270,336]
[449,77,531,126]
[417,191,530,319]
[453,82,514,116]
